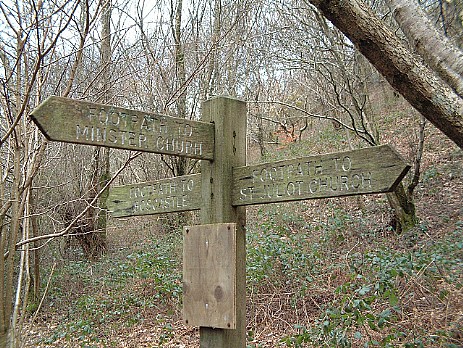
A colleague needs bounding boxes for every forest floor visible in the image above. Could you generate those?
[23,105,463,347]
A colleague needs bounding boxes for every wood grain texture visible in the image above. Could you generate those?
[30,96,215,159]
[183,223,236,329]
[232,145,410,206]
[107,174,201,217]
[199,97,247,347]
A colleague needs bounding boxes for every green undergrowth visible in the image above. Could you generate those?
[245,204,462,347]
[39,232,183,347]
[36,205,462,347]
[246,206,318,292]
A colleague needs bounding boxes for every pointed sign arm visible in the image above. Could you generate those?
[30,96,215,160]
[232,145,411,206]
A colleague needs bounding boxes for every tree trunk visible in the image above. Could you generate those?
[306,0,463,150]
[173,0,189,228]
[30,192,40,302]
[386,0,463,98]
[97,0,112,250]
[173,0,188,179]
[205,0,222,98]
[2,148,22,348]
[0,176,6,346]
[0,334,9,348]
[75,0,112,260]
[77,148,107,260]
[386,183,418,233]
[408,115,427,197]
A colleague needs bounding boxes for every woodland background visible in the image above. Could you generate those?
[0,0,462,347]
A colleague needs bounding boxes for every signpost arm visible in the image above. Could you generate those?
[200,96,247,347]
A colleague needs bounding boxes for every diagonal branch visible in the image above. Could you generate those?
[306,0,463,149]
[12,151,141,250]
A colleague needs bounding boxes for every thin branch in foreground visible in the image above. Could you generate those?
[250,99,368,135]
[13,151,141,250]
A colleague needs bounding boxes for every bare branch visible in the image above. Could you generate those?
[13,151,141,250]
[251,99,370,136]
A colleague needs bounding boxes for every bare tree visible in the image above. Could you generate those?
[305,0,463,150]
[73,0,112,260]
[236,0,425,231]
[0,0,105,344]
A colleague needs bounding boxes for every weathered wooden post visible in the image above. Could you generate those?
[198,96,247,347]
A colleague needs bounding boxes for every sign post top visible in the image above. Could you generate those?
[30,96,215,160]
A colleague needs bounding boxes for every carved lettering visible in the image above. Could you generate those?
[117,175,201,215]
[74,106,206,156]
[237,156,376,203]
[76,125,89,140]
[342,156,352,171]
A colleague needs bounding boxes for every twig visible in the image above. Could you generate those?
[12,151,141,249]
[31,262,56,323]
[345,239,360,269]
[251,99,368,134]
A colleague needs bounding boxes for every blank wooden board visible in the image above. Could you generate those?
[183,223,236,329]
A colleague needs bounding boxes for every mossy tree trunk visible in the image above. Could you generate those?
[386,183,418,233]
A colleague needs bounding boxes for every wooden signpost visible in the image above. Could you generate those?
[232,145,410,206]
[31,95,410,348]
[30,96,215,160]
[107,173,201,217]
